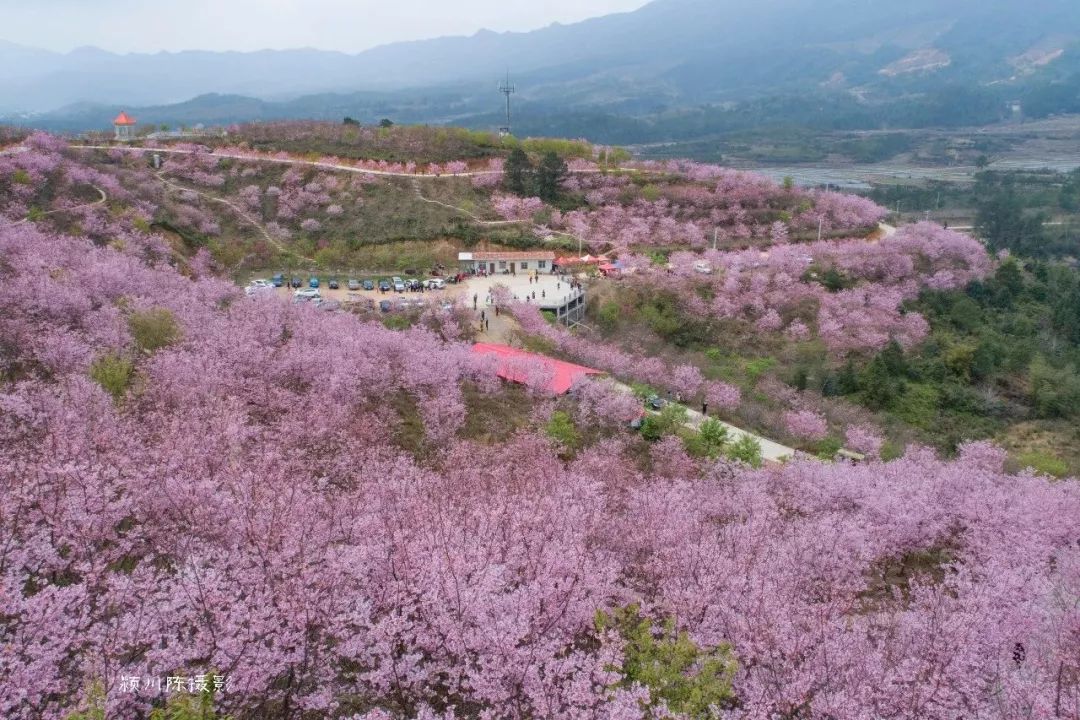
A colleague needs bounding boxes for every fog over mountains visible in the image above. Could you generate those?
[3,0,1079,137]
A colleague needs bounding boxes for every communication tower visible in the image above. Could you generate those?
[498,72,515,136]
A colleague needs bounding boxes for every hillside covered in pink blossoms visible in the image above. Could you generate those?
[0,132,1078,720]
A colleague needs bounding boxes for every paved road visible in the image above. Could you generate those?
[608,381,795,464]
[679,402,795,463]
[72,144,634,180]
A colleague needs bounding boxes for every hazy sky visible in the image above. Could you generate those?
[0,0,652,54]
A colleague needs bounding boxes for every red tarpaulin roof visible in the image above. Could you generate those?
[113,112,137,126]
[472,343,603,395]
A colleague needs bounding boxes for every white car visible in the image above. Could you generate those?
[293,288,322,302]
[245,279,275,296]
[426,278,446,290]
[392,276,406,292]
[693,261,713,274]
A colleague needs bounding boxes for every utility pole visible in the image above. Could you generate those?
[498,72,515,136]
[713,228,719,251]
[817,216,823,242]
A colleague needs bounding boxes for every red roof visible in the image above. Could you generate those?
[472,343,603,395]
[113,112,137,126]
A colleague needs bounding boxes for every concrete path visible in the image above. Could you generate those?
[679,402,795,463]
[472,308,517,345]
[73,144,633,180]
[603,379,796,464]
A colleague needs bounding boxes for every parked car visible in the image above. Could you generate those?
[379,299,392,313]
[290,276,302,288]
[271,273,284,287]
[317,300,341,312]
[293,288,321,302]
[392,276,406,292]
[362,279,375,291]
[378,280,391,292]
[245,279,275,296]
[347,278,361,291]
[328,277,340,290]
[308,276,320,289]
[426,278,446,290]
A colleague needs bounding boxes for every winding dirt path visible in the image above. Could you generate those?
[154,171,316,264]
[410,178,518,226]
[8,184,107,227]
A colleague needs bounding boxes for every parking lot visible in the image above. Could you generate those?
[252,271,582,310]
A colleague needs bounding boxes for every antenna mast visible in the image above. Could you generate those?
[498,72,515,136]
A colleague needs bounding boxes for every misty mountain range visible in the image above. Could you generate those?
[3,0,1080,142]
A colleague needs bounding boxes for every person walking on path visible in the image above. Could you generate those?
[473,294,478,310]
[702,401,708,416]
[495,305,500,317]
[481,310,486,322]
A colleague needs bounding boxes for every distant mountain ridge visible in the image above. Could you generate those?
[3,0,1079,136]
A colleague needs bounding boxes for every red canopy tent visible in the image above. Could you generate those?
[472,343,603,395]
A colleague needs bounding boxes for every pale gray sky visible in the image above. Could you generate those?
[0,0,652,54]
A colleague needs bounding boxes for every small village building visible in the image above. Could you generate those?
[113,112,138,141]
[458,250,555,276]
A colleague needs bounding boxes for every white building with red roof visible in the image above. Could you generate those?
[458,250,555,276]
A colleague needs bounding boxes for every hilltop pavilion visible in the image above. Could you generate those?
[113,112,137,141]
